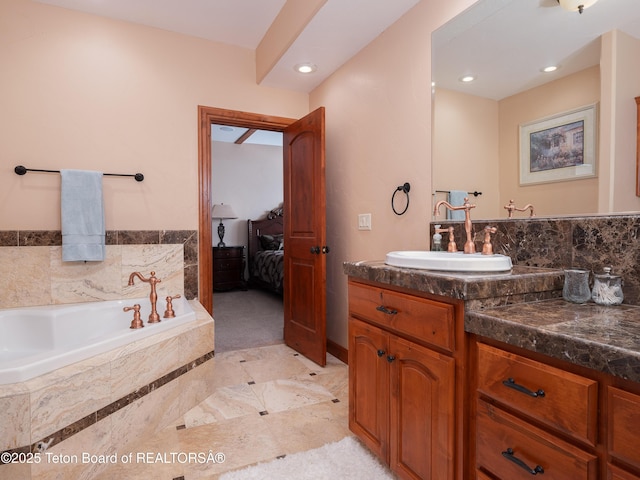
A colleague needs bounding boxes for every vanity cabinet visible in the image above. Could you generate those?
[348,279,462,480]
[472,338,640,480]
[474,342,598,479]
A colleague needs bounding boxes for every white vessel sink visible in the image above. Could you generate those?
[385,251,512,272]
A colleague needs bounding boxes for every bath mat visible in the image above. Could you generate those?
[219,436,395,480]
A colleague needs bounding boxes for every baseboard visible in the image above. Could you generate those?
[327,339,348,364]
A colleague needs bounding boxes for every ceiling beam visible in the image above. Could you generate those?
[255,0,327,84]
[234,128,257,144]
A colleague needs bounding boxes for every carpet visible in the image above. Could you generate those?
[213,289,284,353]
[219,436,396,480]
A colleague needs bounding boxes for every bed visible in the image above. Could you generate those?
[247,207,284,294]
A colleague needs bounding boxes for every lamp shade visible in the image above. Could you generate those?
[211,203,237,220]
[557,0,598,13]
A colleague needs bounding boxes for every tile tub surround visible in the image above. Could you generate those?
[0,301,214,480]
[0,229,198,308]
[430,213,640,305]
[465,299,640,382]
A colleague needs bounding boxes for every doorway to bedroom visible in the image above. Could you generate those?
[211,123,285,353]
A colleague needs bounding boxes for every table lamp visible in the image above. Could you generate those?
[211,203,238,247]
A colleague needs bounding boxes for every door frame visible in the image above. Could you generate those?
[197,106,296,314]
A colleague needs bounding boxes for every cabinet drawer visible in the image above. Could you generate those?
[609,387,640,472]
[476,470,493,480]
[214,248,243,259]
[348,281,455,352]
[214,258,243,271]
[609,464,640,480]
[477,343,598,445]
[476,401,598,480]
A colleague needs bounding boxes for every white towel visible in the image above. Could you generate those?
[61,169,105,262]
[447,190,467,221]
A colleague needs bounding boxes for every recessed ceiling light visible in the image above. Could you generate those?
[541,65,559,73]
[294,63,317,74]
[220,126,233,132]
[459,75,475,83]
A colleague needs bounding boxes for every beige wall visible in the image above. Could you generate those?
[310,0,478,347]
[0,0,478,349]
[0,0,307,231]
[433,88,500,219]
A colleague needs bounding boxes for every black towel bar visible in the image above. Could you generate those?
[14,165,144,182]
[435,190,482,197]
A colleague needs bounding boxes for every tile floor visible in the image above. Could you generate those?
[97,343,351,479]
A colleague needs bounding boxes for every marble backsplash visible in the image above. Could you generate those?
[430,214,640,306]
[0,230,198,309]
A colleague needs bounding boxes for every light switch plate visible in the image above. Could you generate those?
[358,213,372,231]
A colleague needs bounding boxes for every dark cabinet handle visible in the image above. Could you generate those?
[310,246,320,254]
[376,305,398,316]
[387,355,396,363]
[502,378,545,398]
[322,245,330,254]
[377,349,385,357]
[502,448,544,475]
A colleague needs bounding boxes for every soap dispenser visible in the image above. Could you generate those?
[432,225,443,251]
[591,267,624,306]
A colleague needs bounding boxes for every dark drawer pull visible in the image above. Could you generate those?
[376,305,398,316]
[387,355,396,363]
[502,448,544,475]
[377,349,385,357]
[502,378,545,398]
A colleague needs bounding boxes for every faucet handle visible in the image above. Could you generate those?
[434,225,458,252]
[481,226,498,255]
[124,304,144,329]
[163,295,182,318]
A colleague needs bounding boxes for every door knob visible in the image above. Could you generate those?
[310,246,321,254]
[322,245,330,254]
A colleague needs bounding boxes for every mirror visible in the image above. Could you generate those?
[432,0,640,219]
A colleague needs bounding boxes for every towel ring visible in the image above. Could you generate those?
[392,182,410,216]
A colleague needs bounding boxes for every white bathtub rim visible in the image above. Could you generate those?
[0,297,197,385]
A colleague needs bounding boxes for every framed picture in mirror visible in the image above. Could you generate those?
[519,104,597,186]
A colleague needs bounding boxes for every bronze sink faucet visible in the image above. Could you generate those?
[128,271,162,323]
[434,197,477,253]
[504,199,535,218]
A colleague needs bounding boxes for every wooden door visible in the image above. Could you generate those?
[283,107,327,366]
[389,335,456,480]
[349,318,390,462]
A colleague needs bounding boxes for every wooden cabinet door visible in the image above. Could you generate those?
[389,335,456,480]
[349,317,390,462]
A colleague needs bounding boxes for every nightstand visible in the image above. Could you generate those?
[212,246,246,291]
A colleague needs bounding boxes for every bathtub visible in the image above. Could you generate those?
[0,296,196,385]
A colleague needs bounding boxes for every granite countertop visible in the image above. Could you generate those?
[466,299,640,383]
[344,260,640,383]
[343,261,563,302]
